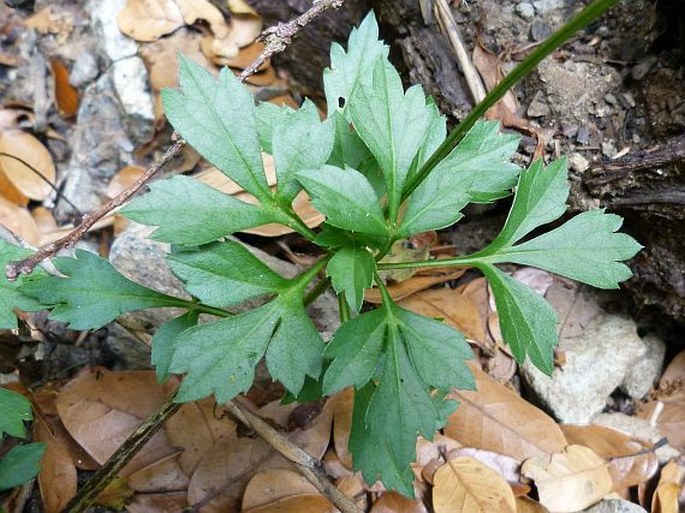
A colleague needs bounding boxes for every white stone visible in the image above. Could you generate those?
[533,0,564,14]
[621,334,666,399]
[515,3,535,20]
[582,499,647,513]
[89,0,138,61]
[522,313,646,424]
[110,56,155,121]
[569,152,590,173]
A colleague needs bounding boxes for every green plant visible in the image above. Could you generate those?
[1,9,639,496]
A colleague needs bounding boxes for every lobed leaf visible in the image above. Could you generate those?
[348,57,431,218]
[0,240,47,329]
[151,312,199,383]
[162,55,270,200]
[489,209,642,289]
[168,240,289,308]
[298,165,389,242]
[400,120,520,237]
[0,442,45,491]
[19,250,182,330]
[480,264,558,374]
[122,175,274,245]
[327,245,376,313]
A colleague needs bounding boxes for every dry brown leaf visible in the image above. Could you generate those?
[450,448,522,485]
[176,0,228,36]
[397,286,485,342]
[50,58,79,118]
[0,129,56,200]
[0,196,40,245]
[637,399,685,450]
[287,398,334,460]
[117,0,185,42]
[242,469,319,510]
[560,424,659,491]
[55,369,178,476]
[227,0,259,16]
[106,165,146,199]
[221,40,268,70]
[364,269,465,304]
[329,387,353,469]
[433,456,517,513]
[165,399,237,475]
[94,476,134,509]
[660,351,685,390]
[521,445,613,513]
[127,453,189,492]
[456,277,495,351]
[0,168,29,206]
[337,474,368,510]
[515,496,550,513]
[242,64,277,87]
[651,460,685,513]
[242,495,337,513]
[370,491,428,513]
[34,413,77,513]
[126,491,187,513]
[32,206,58,234]
[446,365,567,461]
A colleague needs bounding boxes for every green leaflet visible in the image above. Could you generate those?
[168,240,289,308]
[163,55,270,200]
[348,57,431,220]
[327,245,376,313]
[0,387,33,439]
[489,209,642,289]
[399,120,520,237]
[0,241,47,329]
[323,11,388,118]
[484,158,569,251]
[19,250,183,330]
[171,293,323,402]
[298,165,389,242]
[0,443,45,491]
[151,312,199,383]
[480,264,558,374]
[122,175,274,245]
[323,297,474,494]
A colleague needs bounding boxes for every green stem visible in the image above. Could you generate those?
[304,277,331,306]
[338,292,351,323]
[186,301,234,317]
[293,256,330,295]
[376,255,483,271]
[401,0,619,201]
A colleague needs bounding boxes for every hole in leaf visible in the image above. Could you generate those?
[337,96,346,109]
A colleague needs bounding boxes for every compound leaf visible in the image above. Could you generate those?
[327,245,376,313]
[480,264,557,374]
[0,387,32,439]
[151,311,199,383]
[0,241,46,329]
[323,10,388,117]
[122,175,274,245]
[168,240,288,308]
[490,209,642,289]
[0,443,45,491]
[19,250,182,330]
[400,120,520,237]
[348,57,430,217]
[162,55,270,200]
[298,165,389,242]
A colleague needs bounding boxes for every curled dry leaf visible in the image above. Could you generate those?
[242,468,319,510]
[34,413,77,513]
[433,456,517,513]
[127,453,189,493]
[0,196,40,245]
[117,0,185,42]
[106,165,146,199]
[364,268,465,304]
[450,447,522,485]
[200,14,263,64]
[176,0,227,36]
[515,496,550,513]
[337,473,368,511]
[651,460,685,513]
[446,364,567,462]
[370,491,428,513]
[126,491,187,513]
[521,445,613,513]
[659,351,685,391]
[227,0,259,16]
[637,399,685,451]
[560,424,659,491]
[0,165,29,206]
[329,387,354,469]
[0,129,56,200]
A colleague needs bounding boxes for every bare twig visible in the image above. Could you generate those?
[226,397,364,513]
[239,0,345,81]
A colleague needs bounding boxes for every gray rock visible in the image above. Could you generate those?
[533,0,564,14]
[530,20,552,42]
[621,334,666,399]
[582,499,647,513]
[527,91,551,117]
[522,313,646,424]
[89,0,137,61]
[69,52,100,87]
[569,152,590,173]
[592,412,681,464]
[515,2,535,20]
[109,56,155,141]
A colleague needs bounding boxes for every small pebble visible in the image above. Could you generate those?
[569,152,590,173]
[527,91,551,117]
[532,0,564,14]
[576,125,590,145]
[530,20,552,42]
[70,52,99,87]
[601,140,617,157]
[515,2,535,20]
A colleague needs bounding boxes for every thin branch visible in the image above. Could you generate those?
[239,0,345,81]
[226,397,364,513]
